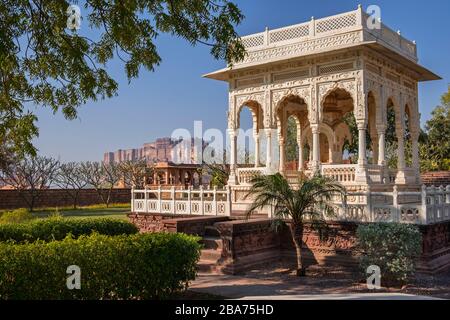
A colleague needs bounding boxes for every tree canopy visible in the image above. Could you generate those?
[0,0,245,157]
[420,86,450,171]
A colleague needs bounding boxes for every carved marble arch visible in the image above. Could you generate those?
[290,113,302,139]
[272,87,311,125]
[235,99,264,131]
[301,123,336,148]
[318,81,357,122]
[274,92,309,138]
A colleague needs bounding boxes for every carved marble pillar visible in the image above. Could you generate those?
[279,136,285,174]
[412,100,421,184]
[265,128,274,173]
[376,125,388,183]
[298,136,303,171]
[357,122,368,165]
[228,129,238,185]
[254,131,260,167]
[376,125,386,166]
[311,124,320,173]
[394,130,407,186]
[355,121,368,183]
[371,131,379,165]
[411,130,420,183]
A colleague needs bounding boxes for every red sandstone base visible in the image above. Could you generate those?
[129,213,450,275]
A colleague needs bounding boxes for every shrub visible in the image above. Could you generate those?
[0,209,35,224]
[0,217,138,243]
[356,223,422,286]
[0,232,201,299]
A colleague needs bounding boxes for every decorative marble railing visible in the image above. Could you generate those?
[367,164,384,183]
[238,6,417,65]
[131,186,231,216]
[131,184,450,224]
[237,167,265,184]
[361,11,417,61]
[320,164,357,184]
[330,185,450,225]
[388,169,397,183]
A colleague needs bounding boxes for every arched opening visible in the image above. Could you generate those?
[320,133,330,163]
[285,116,300,170]
[334,122,352,164]
[276,95,308,172]
[236,101,263,167]
[367,91,377,164]
[303,142,311,165]
[301,123,335,164]
[386,98,398,169]
[404,104,413,167]
[322,88,355,164]
[342,112,358,163]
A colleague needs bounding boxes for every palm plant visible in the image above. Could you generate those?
[202,162,229,188]
[245,173,346,276]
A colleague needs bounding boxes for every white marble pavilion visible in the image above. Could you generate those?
[133,6,449,224]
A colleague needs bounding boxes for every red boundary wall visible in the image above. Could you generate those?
[0,188,131,210]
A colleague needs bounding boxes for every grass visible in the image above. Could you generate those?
[1,203,131,220]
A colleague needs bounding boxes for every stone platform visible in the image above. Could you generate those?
[128,213,450,275]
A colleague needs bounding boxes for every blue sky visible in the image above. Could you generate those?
[33,0,450,162]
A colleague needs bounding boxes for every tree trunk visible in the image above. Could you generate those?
[291,221,305,277]
[73,190,79,209]
[30,190,37,212]
[106,187,113,208]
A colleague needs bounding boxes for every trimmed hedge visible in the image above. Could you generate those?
[356,223,422,286]
[0,217,138,243]
[0,208,35,224]
[0,232,201,299]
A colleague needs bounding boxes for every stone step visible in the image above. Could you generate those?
[197,261,222,274]
[200,236,223,250]
[204,225,220,237]
[200,249,222,262]
[231,211,268,219]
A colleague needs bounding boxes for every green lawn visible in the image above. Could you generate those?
[30,203,131,220]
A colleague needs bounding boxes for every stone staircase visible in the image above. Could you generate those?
[197,225,224,274]
[231,210,268,220]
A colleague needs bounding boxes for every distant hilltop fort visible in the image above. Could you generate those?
[103,137,206,164]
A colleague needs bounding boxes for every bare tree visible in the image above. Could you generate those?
[0,156,60,211]
[102,162,121,207]
[80,161,120,207]
[119,159,152,188]
[55,162,88,209]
